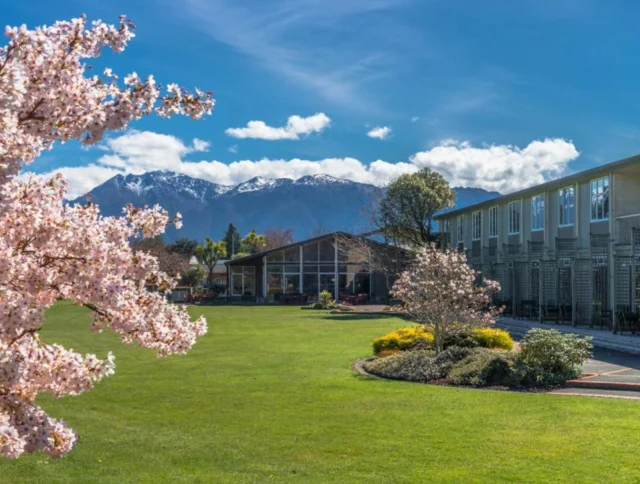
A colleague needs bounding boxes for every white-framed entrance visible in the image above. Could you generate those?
[231,266,256,297]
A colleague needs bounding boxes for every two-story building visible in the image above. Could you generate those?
[434,153,640,329]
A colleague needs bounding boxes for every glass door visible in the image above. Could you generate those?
[232,274,244,296]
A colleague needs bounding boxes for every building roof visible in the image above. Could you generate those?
[225,231,352,265]
[434,152,640,219]
[225,230,398,265]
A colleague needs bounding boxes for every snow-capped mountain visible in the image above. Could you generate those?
[72,171,499,241]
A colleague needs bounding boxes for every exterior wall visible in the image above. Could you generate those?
[577,180,591,247]
[614,170,640,218]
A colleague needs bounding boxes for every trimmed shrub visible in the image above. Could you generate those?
[376,349,401,358]
[373,327,434,355]
[447,348,515,387]
[363,350,441,382]
[472,328,514,351]
[432,346,474,376]
[442,330,479,349]
[515,329,593,387]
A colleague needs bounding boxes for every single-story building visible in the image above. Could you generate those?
[225,232,408,303]
[189,256,228,290]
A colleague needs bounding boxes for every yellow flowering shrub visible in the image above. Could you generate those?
[472,328,514,351]
[372,326,434,355]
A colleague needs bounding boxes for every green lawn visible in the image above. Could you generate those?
[4,302,640,483]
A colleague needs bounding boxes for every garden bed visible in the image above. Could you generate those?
[359,325,594,392]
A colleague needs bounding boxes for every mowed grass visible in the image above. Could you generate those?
[4,302,640,483]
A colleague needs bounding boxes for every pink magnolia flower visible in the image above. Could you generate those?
[391,244,502,354]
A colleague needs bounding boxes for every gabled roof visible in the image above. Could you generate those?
[225,231,353,265]
[434,152,640,219]
[225,230,401,265]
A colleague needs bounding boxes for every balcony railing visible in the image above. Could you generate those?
[616,214,640,246]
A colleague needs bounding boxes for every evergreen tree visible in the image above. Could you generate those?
[223,223,242,258]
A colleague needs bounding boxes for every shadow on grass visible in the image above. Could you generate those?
[319,313,404,321]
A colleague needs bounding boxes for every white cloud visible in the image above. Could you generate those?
[34,130,579,198]
[411,116,419,122]
[226,113,331,140]
[409,138,579,193]
[367,126,391,140]
[228,145,238,154]
[192,138,211,152]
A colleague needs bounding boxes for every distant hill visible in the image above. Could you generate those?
[72,171,500,241]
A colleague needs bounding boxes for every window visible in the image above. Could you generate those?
[456,215,464,243]
[531,194,545,232]
[472,211,482,240]
[590,176,610,221]
[508,200,521,235]
[559,186,575,226]
[488,206,498,238]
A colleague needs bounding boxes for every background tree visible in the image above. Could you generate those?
[179,265,206,288]
[308,223,331,238]
[392,245,501,354]
[241,229,266,254]
[335,233,409,298]
[167,237,199,257]
[380,168,455,248]
[195,238,227,288]
[131,236,190,278]
[264,226,294,249]
[0,16,212,459]
[223,223,242,258]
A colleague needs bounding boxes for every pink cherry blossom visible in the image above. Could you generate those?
[391,244,502,353]
[0,16,212,459]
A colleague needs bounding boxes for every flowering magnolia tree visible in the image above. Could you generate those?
[0,16,213,459]
[391,245,501,354]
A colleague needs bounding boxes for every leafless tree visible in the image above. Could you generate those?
[264,226,294,249]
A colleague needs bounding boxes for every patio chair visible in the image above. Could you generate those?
[615,307,638,335]
[593,309,612,330]
[541,304,560,323]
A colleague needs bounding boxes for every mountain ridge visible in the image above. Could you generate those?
[73,171,500,241]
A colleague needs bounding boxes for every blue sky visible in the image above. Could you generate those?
[7,0,640,197]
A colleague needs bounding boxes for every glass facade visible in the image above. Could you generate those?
[261,237,373,302]
[590,176,610,221]
[531,194,545,231]
[230,266,255,296]
[559,186,575,226]
[508,200,521,235]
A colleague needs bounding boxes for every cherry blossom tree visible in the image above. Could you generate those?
[391,245,501,354]
[0,15,213,459]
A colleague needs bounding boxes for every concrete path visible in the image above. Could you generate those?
[554,347,640,400]
[498,320,640,400]
[497,316,640,355]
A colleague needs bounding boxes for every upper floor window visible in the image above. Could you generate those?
[488,206,499,238]
[531,194,545,232]
[559,186,575,226]
[472,211,482,240]
[508,200,521,235]
[456,215,464,243]
[590,176,610,222]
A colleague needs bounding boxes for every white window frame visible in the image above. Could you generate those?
[456,215,464,243]
[488,206,498,238]
[531,194,545,232]
[590,176,610,222]
[558,186,575,227]
[508,200,521,235]
[471,211,482,241]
